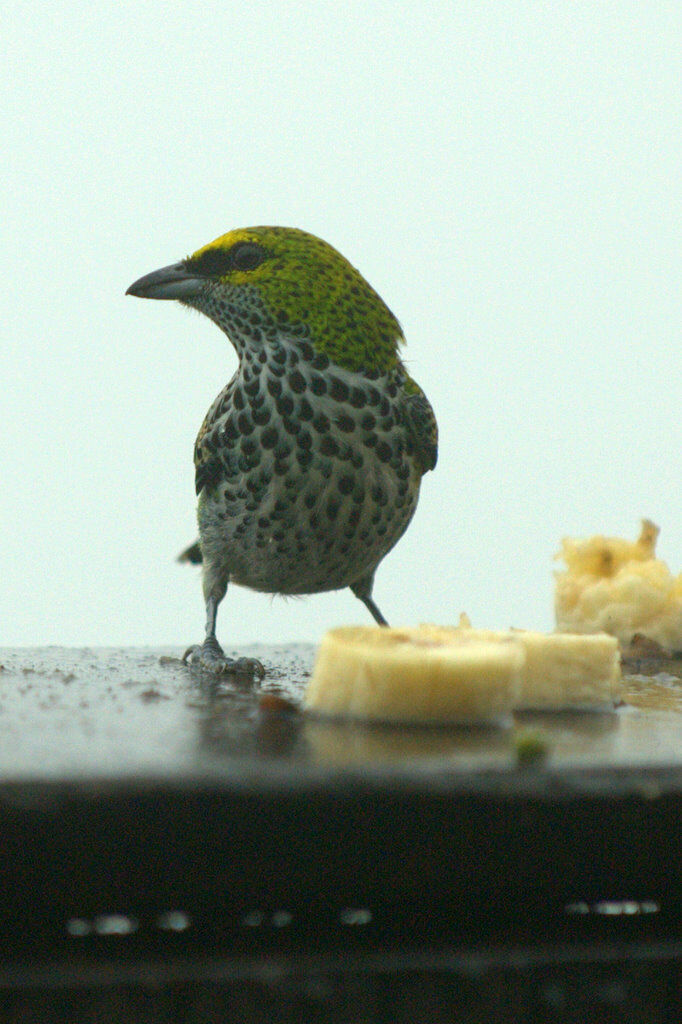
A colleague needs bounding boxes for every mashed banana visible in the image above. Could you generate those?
[555,520,682,650]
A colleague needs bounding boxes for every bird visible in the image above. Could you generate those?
[127,227,438,676]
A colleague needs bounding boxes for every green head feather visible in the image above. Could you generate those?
[186,226,403,373]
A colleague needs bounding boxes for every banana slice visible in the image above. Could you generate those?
[305,624,622,724]
[447,624,621,710]
[304,626,522,724]
[511,630,621,710]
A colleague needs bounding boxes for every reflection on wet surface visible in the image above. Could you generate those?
[303,717,512,767]
[0,647,681,778]
[622,673,682,711]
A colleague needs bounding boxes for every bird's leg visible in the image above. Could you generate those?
[199,595,224,659]
[359,594,389,627]
[183,588,265,680]
[350,577,389,627]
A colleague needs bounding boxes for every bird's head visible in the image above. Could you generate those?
[127,226,403,373]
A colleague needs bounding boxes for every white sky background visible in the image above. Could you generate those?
[2,2,680,648]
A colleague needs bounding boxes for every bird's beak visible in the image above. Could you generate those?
[126,262,204,300]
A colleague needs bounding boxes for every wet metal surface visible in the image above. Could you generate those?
[0,646,681,780]
[2,649,682,1024]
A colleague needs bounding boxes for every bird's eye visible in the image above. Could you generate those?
[230,242,267,272]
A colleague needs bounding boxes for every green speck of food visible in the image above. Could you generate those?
[514,728,549,767]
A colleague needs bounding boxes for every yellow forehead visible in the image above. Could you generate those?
[190,226,334,265]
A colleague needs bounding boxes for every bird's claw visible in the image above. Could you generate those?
[182,641,265,681]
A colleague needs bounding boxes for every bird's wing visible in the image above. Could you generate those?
[194,439,227,495]
[401,380,438,474]
[193,378,239,495]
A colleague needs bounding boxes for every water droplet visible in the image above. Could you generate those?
[242,910,264,927]
[565,901,589,915]
[94,914,138,935]
[271,910,292,928]
[157,910,192,932]
[66,918,91,937]
[339,907,373,926]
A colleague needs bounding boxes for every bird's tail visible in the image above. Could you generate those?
[177,540,203,565]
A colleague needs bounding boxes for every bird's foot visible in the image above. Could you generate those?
[182,637,265,680]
